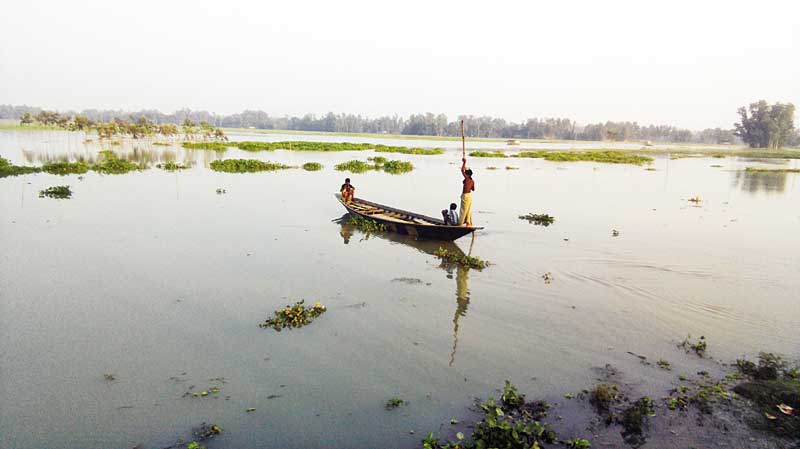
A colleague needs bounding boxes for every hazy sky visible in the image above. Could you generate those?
[1,0,798,129]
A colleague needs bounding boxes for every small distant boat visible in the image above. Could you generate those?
[336,194,482,241]
[506,139,520,146]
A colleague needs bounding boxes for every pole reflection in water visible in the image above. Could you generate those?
[335,215,475,366]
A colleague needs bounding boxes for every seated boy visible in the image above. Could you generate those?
[442,203,458,225]
[340,178,355,202]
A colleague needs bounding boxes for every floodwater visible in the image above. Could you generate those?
[1,130,798,449]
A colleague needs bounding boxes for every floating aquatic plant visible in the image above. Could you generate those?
[209,159,292,173]
[302,162,323,171]
[259,300,327,331]
[156,161,188,170]
[348,215,386,233]
[334,160,375,173]
[434,247,489,269]
[470,151,508,158]
[92,150,144,174]
[515,150,653,165]
[42,161,90,175]
[382,160,413,174]
[519,213,555,226]
[744,167,800,173]
[385,397,406,410]
[566,438,591,449]
[182,142,229,151]
[229,141,443,154]
[679,335,707,357]
[0,156,40,177]
[421,381,555,449]
[39,185,72,199]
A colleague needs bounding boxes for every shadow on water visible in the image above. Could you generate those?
[731,169,790,193]
[335,214,474,367]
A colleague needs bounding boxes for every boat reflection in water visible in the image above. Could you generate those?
[336,215,474,367]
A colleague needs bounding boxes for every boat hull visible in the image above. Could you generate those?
[336,194,481,241]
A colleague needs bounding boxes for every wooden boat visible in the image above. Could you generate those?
[336,194,482,241]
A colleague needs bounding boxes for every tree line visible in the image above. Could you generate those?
[2,103,797,147]
[15,109,226,141]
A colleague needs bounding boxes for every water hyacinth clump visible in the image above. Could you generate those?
[515,150,653,165]
[0,156,40,177]
[259,300,327,331]
[470,151,508,158]
[434,247,489,269]
[382,160,414,174]
[92,150,144,174]
[348,215,386,233]
[209,159,292,173]
[42,161,90,175]
[334,160,376,173]
[229,141,443,154]
[182,142,229,151]
[156,161,189,171]
[39,185,72,199]
[519,213,555,226]
[302,162,323,171]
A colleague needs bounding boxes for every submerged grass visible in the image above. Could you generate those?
[209,159,292,173]
[39,185,72,199]
[434,248,489,269]
[259,300,327,331]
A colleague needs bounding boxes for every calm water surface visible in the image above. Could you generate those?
[1,131,798,449]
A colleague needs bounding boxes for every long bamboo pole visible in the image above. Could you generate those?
[461,120,466,160]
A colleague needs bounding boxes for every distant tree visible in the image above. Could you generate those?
[734,101,795,149]
[20,112,33,125]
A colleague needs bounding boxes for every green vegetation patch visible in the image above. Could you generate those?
[348,215,386,233]
[515,150,653,165]
[182,141,229,151]
[42,161,90,175]
[382,160,414,174]
[156,161,189,171]
[745,167,800,173]
[421,381,556,449]
[469,150,508,158]
[92,151,145,174]
[567,439,591,449]
[679,334,707,358]
[335,160,375,173]
[385,397,406,410]
[620,396,656,445]
[434,247,489,269]
[335,158,413,174]
[589,383,620,415]
[375,146,443,155]
[519,213,555,226]
[0,157,41,177]
[302,162,323,171]
[259,300,327,331]
[209,159,292,173]
[230,140,443,154]
[39,185,72,199]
